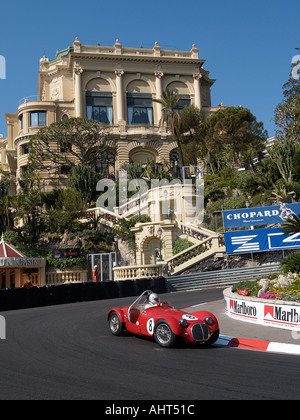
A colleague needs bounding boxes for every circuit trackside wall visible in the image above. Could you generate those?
[0,277,167,312]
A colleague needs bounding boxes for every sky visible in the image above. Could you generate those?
[0,0,299,138]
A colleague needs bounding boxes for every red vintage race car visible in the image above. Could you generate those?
[107,290,220,348]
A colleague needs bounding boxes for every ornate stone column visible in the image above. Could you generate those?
[115,68,124,123]
[193,72,203,109]
[74,63,83,117]
[155,70,164,123]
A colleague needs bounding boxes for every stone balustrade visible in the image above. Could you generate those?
[113,264,163,281]
[46,270,88,285]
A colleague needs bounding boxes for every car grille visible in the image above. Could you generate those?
[191,323,210,342]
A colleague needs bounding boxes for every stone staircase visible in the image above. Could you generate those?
[165,222,225,275]
[83,189,226,280]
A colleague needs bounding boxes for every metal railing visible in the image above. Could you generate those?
[166,264,281,292]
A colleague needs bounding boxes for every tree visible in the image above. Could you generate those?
[268,139,296,183]
[13,170,45,246]
[68,164,101,206]
[274,61,300,143]
[178,104,205,165]
[197,106,267,173]
[153,90,185,167]
[29,117,115,172]
[46,188,86,234]
[281,213,300,236]
[0,179,13,232]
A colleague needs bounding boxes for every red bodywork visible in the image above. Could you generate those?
[107,291,219,346]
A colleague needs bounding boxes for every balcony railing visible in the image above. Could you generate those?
[19,96,44,106]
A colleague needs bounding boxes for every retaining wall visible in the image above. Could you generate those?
[0,277,167,312]
[224,287,300,331]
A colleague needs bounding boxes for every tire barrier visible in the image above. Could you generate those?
[83,282,106,301]
[0,276,167,312]
[117,280,136,298]
[133,278,153,295]
[151,276,167,294]
[101,281,119,299]
[68,282,85,303]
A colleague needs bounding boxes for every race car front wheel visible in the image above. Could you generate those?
[154,320,176,348]
[109,311,124,336]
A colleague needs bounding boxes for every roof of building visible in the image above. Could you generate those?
[48,46,74,63]
[0,235,25,258]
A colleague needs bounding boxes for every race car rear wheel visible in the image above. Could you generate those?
[109,311,124,336]
[154,320,176,348]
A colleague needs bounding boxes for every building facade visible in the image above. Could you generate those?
[0,37,218,193]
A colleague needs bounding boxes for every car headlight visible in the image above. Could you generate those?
[204,316,214,326]
[179,319,189,328]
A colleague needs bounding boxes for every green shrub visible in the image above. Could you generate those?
[281,250,300,273]
[172,238,194,255]
[232,280,261,296]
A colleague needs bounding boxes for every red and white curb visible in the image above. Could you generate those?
[182,302,300,356]
[215,335,300,356]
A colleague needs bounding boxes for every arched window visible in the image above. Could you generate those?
[86,91,114,125]
[126,80,153,126]
[93,152,115,177]
[86,78,114,125]
[166,82,191,113]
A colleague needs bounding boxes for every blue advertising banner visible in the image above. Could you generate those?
[224,227,300,254]
[223,203,300,229]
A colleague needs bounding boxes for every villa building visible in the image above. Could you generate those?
[0,37,218,193]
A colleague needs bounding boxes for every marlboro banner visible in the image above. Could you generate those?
[224,293,300,331]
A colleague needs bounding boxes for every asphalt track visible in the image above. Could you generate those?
[0,288,300,400]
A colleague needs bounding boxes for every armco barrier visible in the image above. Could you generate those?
[0,277,167,312]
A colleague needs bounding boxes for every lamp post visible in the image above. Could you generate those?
[114,234,119,267]
[157,227,162,262]
[137,192,141,223]
[164,189,170,220]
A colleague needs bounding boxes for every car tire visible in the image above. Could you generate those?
[154,320,177,348]
[203,329,220,347]
[109,311,124,336]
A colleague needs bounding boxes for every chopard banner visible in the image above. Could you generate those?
[224,227,300,254]
[223,203,300,229]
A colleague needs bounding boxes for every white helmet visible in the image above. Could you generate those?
[149,293,159,305]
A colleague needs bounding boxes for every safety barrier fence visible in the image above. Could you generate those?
[0,277,167,312]
[167,264,281,292]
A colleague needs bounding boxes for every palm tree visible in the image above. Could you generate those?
[153,90,185,167]
[281,213,300,236]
